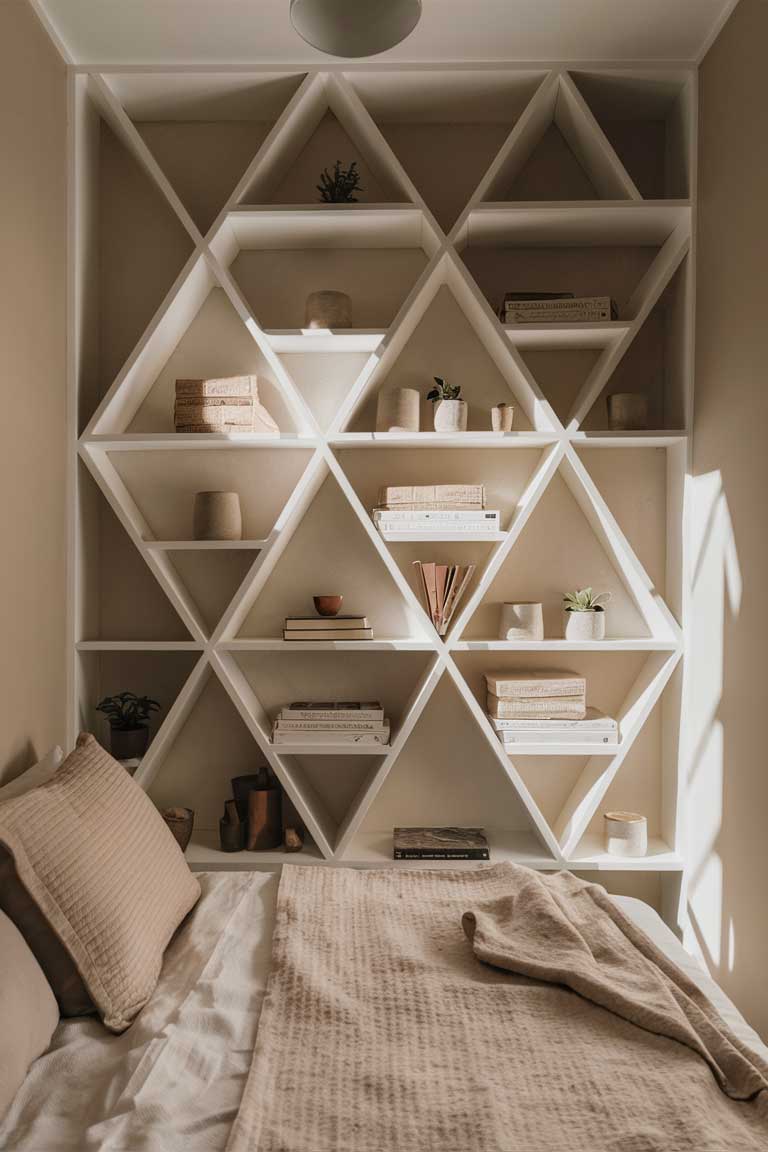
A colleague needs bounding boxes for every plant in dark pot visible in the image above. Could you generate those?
[96,692,161,760]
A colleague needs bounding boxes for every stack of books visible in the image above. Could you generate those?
[490,707,619,747]
[272,701,390,747]
[283,615,372,641]
[499,292,619,324]
[413,562,476,635]
[374,484,499,540]
[393,826,490,861]
[173,374,279,435]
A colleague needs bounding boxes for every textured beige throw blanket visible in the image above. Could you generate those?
[228,863,768,1152]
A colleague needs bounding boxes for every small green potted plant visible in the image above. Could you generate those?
[563,588,611,641]
[96,692,161,760]
[427,377,467,433]
[316,160,364,203]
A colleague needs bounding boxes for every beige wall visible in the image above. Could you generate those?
[0,1,67,781]
[692,0,768,1037]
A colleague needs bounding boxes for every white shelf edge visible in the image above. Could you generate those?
[269,743,391,756]
[452,639,680,652]
[144,540,269,551]
[220,639,433,651]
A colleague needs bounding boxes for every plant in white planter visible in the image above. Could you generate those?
[427,377,467,433]
[562,588,611,641]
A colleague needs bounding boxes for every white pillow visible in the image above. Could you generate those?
[0,747,63,804]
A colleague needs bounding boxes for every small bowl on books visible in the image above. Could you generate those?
[313,594,343,617]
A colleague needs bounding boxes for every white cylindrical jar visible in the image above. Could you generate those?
[603,811,648,857]
[375,387,420,433]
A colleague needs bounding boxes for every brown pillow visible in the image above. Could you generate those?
[0,733,200,1032]
[0,908,59,1120]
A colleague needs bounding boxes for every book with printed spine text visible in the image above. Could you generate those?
[393,827,490,860]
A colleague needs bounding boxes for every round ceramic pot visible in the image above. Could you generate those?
[110,726,149,760]
[162,807,195,852]
[432,399,467,433]
[375,387,420,433]
[607,393,649,431]
[499,602,544,641]
[604,811,647,857]
[563,609,606,641]
[193,491,242,541]
[304,290,352,329]
[313,594,343,617]
[491,405,514,433]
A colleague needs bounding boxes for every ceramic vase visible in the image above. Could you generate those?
[607,393,649,431]
[304,290,352,329]
[193,491,242,541]
[563,609,606,641]
[499,602,544,641]
[313,594,343,616]
[246,785,283,851]
[219,818,245,853]
[603,811,647,857]
[491,404,514,433]
[162,807,195,852]
[432,399,467,433]
[375,388,420,433]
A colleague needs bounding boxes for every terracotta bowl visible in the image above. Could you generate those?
[313,594,343,617]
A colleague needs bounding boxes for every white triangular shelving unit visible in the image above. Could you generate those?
[70,65,694,915]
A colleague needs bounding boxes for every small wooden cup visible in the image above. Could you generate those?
[162,807,195,852]
[313,594,343,617]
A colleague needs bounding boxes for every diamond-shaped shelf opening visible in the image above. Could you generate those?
[460,466,653,641]
[77,648,200,759]
[573,447,669,602]
[580,258,691,431]
[77,463,192,642]
[104,72,306,233]
[78,96,195,433]
[347,283,535,432]
[346,674,553,861]
[455,205,689,331]
[147,671,271,836]
[213,208,436,335]
[348,70,547,233]
[569,72,693,200]
[236,473,427,640]
[106,446,313,542]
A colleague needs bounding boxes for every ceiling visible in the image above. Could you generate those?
[36,0,737,66]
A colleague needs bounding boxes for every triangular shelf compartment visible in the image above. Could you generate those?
[86,256,307,438]
[76,460,194,643]
[456,452,676,644]
[238,73,413,207]
[76,646,201,763]
[75,77,196,434]
[518,346,603,427]
[165,551,260,636]
[103,72,307,234]
[347,69,547,233]
[336,252,555,435]
[478,72,640,205]
[233,472,429,642]
[342,673,556,865]
[280,348,377,434]
[569,71,694,201]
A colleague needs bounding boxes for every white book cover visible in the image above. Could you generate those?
[497,729,619,745]
[282,703,384,721]
[485,671,586,699]
[272,730,390,745]
[491,708,617,731]
[374,510,500,522]
[275,719,390,732]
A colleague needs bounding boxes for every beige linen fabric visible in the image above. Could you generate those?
[0,908,59,1120]
[0,733,200,1032]
[228,862,768,1152]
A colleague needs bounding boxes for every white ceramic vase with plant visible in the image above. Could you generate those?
[562,587,611,641]
[427,377,467,433]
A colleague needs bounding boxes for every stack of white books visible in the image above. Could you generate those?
[272,701,391,747]
[374,508,501,539]
[490,707,619,747]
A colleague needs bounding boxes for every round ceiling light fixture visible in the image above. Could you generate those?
[290,0,422,58]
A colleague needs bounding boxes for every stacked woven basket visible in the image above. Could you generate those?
[174,374,279,435]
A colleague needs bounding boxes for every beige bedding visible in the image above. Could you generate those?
[228,862,768,1152]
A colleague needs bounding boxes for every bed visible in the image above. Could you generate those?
[2,868,766,1152]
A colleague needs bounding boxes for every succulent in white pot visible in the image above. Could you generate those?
[562,588,611,641]
[427,377,467,433]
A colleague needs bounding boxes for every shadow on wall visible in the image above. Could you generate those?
[683,469,767,1038]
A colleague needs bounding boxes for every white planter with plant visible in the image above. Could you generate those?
[427,377,467,433]
[562,588,610,641]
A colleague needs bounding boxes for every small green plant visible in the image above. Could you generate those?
[563,588,611,613]
[96,692,161,731]
[427,377,462,402]
[316,160,364,203]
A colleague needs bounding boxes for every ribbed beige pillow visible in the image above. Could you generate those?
[0,908,59,1120]
[0,734,200,1032]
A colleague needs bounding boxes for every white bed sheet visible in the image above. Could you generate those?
[1,874,765,1152]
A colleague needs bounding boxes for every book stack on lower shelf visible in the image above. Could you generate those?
[393,826,490,861]
[283,615,373,641]
[413,561,476,636]
[374,485,500,540]
[272,701,391,747]
[499,292,619,324]
[485,671,619,749]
